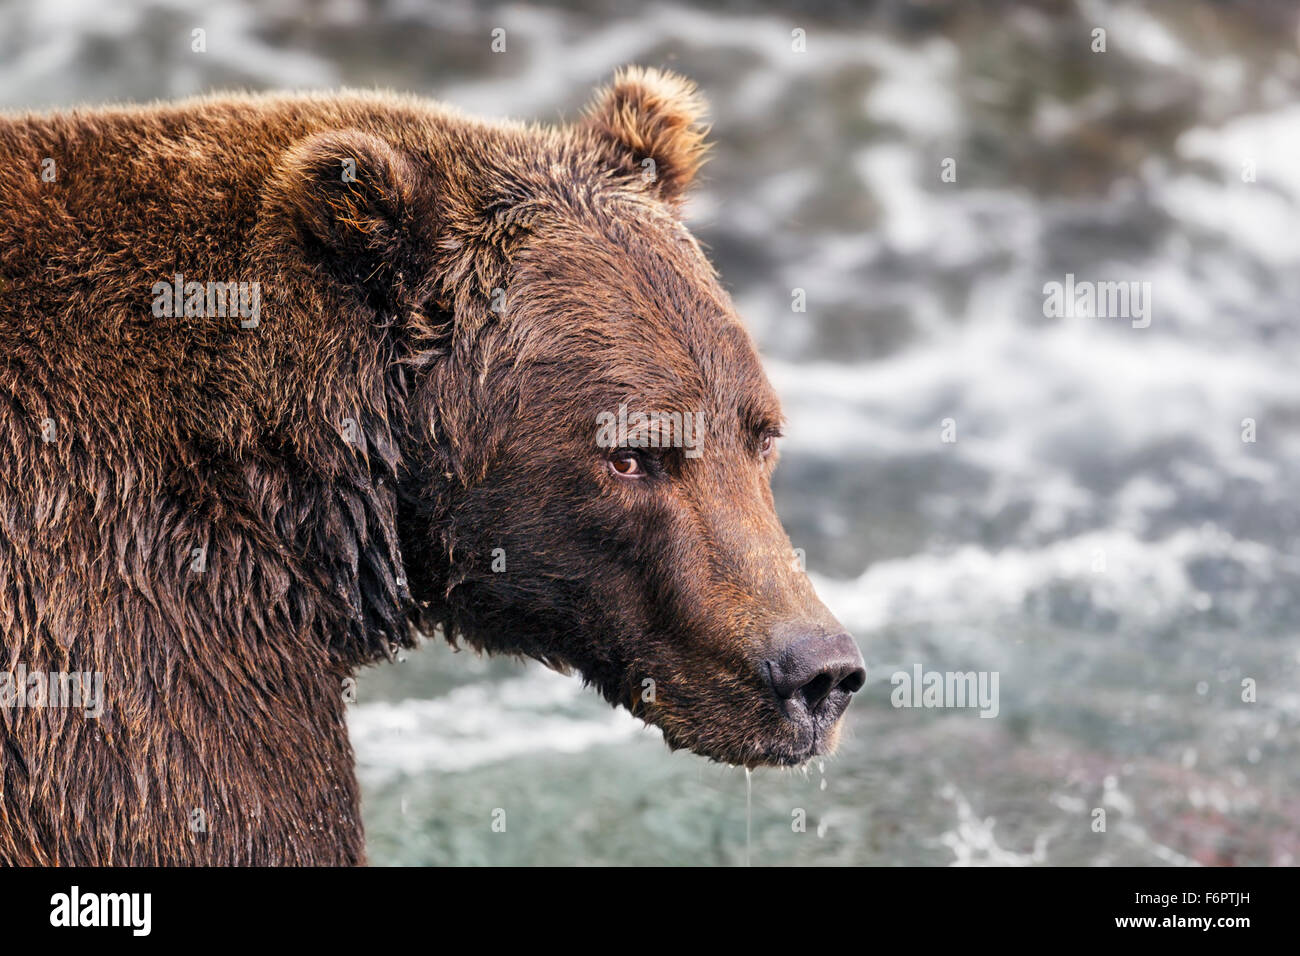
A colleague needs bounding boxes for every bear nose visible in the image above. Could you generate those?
[766,632,867,712]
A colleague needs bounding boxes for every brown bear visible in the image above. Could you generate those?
[0,67,865,865]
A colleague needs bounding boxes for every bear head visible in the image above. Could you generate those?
[268,67,866,768]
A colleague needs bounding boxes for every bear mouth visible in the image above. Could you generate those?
[756,749,816,768]
[748,738,831,768]
[744,716,843,768]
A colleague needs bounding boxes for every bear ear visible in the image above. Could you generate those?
[270,129,437,305]
[582,66,710,201]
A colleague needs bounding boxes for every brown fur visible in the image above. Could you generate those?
[0,68,851,865]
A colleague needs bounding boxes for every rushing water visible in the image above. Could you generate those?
[5,0,1298,865]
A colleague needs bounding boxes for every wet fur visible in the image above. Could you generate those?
[0,69,831,865]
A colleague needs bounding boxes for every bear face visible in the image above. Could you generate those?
[418,209,865,766]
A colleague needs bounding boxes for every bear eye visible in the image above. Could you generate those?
[760,432,778,459]
[608,452,644,479]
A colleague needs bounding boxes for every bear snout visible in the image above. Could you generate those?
[764,630,866,735]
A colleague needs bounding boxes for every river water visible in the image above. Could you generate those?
[4,0,1297,865]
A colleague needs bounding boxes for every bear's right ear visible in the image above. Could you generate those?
[268,129,438,306]
[582,66,710,202]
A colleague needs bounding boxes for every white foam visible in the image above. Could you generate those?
[811,523,1283,635]
[348,667,649,778]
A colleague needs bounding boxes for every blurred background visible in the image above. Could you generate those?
[4,0,1298,865]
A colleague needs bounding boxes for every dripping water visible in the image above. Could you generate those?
[744,767,752,867]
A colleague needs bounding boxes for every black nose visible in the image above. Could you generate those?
[767,632,866,714]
